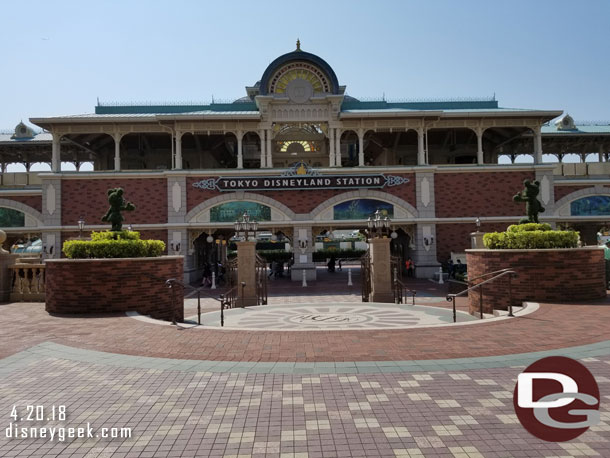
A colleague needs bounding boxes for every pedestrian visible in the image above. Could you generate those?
[405,258,414,278]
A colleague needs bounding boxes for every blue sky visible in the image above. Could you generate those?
[1,0,610,130]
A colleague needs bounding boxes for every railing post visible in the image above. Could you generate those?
[479,285,484,319]
[197,290,201,325]
[452,297,456,323]
[240,281,245,308]
[508,273,514,317]
[220,294,225,327]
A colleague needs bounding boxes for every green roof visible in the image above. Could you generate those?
[340,99,499,111]
[95,101,258,115]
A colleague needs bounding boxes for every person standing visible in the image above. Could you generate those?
[405,258,414,278]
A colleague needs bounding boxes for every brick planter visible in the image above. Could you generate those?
[466,247,606,315]
[45,256,184,321]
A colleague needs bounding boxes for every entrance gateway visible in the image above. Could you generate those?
[187,161,417,287]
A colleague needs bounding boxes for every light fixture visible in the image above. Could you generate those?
[233,211,258,241]
[206,235,214,243]
[367,210,391,239]
[127,224,133,232]
[390,231,398,239]
[475,217,481,231]
[77,216,85,239]
[271,234,278,241]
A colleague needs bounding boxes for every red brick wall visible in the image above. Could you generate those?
[61,178,167,226]
[466,248,605,314]
[436,222,512,263]
[435,171,535,218]
[186,174,416,214]
[45,257,183,321]
[1,195,42,213]
[554,185,593,202]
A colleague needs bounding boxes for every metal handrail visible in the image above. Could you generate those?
[219,286,238,327]
[445,270,517,323]
[165,278,222,326]
[467,268,512,284]
[393,267,416,305]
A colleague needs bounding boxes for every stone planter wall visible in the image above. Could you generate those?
[466,247,605,315]
[45,256,184,321]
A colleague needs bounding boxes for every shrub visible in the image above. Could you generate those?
[483,224,579,249]
[63,231,165,258]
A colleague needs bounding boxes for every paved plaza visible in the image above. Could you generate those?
[1,276,609,457]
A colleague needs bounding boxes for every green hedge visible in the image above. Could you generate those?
[63,231,166,258]
[483,224,579,249]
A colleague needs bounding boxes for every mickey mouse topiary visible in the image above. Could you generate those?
[513,179,545,224]
[101,188,135,232]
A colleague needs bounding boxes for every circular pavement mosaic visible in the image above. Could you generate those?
[187,303,478,330]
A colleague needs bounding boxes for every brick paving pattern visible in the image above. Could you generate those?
[1,353,609,457]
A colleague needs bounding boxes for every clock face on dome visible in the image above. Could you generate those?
[268,62,331,96]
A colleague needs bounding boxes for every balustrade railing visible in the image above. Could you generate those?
[10,263,45,302]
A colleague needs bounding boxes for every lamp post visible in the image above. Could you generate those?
[77,216,85,239]
[234,211,259,241]
[367,210,391,239]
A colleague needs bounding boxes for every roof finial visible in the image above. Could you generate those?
[296,38,301,51]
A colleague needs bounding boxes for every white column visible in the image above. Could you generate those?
[599,144,604,163]
[329,128,335,167]
[259,129,266,168]
[113,133,122,171]
[417,127,426,165]
[237,130,243,169]
[476,127,484,165]
[335,128,342,167]
[533,126,543,164]
[51,133,61,172]
[358,128,365,166]
[174,131,183,170]
[266,129,272,168]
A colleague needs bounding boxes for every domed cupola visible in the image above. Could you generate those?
[258,40,341,99]
[10,121,35,140]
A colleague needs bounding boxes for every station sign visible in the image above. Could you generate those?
[192,162,409,192]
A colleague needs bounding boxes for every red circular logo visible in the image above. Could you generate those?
[513,356,600,442]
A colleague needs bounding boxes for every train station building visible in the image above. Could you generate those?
[2,41,610,281]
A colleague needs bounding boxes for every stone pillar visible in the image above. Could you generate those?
[266,129,272,168]
[112,133,122,171]
[329,128,335,167]
[174,131,182,170]
[291,226,316,282]
[335,128,342,167]
[535,167,555,216]
[259,129,266,168]
[533,126,543,164]
[237,130,243,169]
[599,144,604,163]
[236,240,257,306]
[413,224,439,278]
[0,230,19,302]
[475,127,484,165]
[358,128,365,166]
[413,171,441,278]
[51,133,61,172]
[417,128,426,165]
[368,237,393,303]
